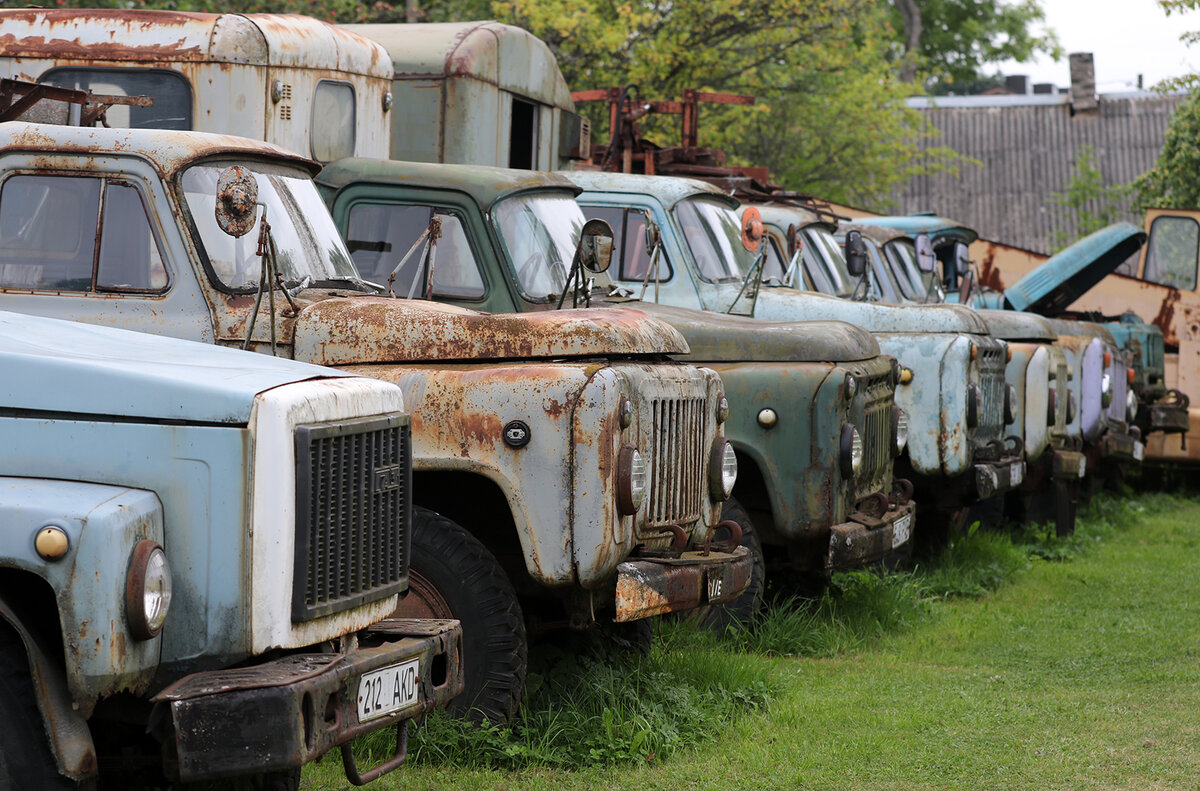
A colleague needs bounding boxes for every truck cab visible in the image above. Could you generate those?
[0,310,462,787]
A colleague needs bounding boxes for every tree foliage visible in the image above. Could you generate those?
[1050,145,1133,247]
[885,0,1062,94]
[1135,91,1200,210]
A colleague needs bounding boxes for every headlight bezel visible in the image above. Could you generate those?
[126,539,172,640]
[617,445,648,515]
[708,439,738,501]
[893,405,909,456]
[840,424,864,479]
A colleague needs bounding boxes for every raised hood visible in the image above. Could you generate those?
[607,301,880,362]
[744,287,991,335]
[1003,223,1146,315]
[976,309,1057,342]
[293,297,688,365]
[0,311,332,424]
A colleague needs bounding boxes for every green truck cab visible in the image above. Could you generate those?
[317,157,916,598]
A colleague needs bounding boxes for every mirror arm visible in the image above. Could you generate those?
[637,241,663,303]
[783,249,802,289]
[727,248,766,315]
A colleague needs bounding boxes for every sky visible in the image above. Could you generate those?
[994,0,1200,92]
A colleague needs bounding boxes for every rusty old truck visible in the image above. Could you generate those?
[0,309,463,788]
[0,120,749,725]
[316,157,916,611]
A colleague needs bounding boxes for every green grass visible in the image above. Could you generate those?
[304,492,1199,790]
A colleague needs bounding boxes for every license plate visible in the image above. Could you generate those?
[357,658,420,723]
[1134,442,1145,462]
[892,514,912,548]
[1010,462,1023,486]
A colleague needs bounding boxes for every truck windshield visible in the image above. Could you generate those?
[805,227,854,298]
[493,193,583,300]
[180,162,367,293]
[885,239,943,302]
[673,198,748,283]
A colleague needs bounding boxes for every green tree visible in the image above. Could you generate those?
[887,0,1062,94]
[1135,91,1200,210]
[1050,145,1133,247]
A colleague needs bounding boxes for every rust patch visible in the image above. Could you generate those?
[1153,288,1181,344]
[977,243,1005,291]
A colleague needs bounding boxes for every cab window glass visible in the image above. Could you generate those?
[763,236,788,284]
[346,203,484,299]
[0,175,167,293]
[311,81,356,162]
[40,67,192,129]
[581,205,672,283]
[1144,215,1199,291]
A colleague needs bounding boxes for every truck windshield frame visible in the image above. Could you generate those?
[179,161,367,295]
[672,197,747,284]
[492,192,584,302]
[804,226,854,298]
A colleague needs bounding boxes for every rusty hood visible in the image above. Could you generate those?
[292,296,688,365]
[603,301,879,363]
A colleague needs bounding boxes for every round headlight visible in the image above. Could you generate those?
[1004,383,1018,425]
[716,396,730,424]
[709,440,738,501]
[893,406,909,456]
[1100,373,1113,408]
[617,446,648,515]
[127,540,172,640]
[1126,389,1138,421]
[840,424,864,479]
[967,383,980,428]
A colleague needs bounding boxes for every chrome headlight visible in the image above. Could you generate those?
[709,440,737,501]
[617,446,648,515]
[127,540,172,640]
[893,406,908,455]
[1126,389,1138,421]
[844,375,858,399]
[840,424,864,478]
[1100,372,1113,408]
[1004,383,1018,425]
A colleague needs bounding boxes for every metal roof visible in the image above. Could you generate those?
[563,170,736,209]
[866,215,978,244]
[753,203,835,233]
[317,157,579,207]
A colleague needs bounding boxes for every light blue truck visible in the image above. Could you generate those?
[0,310,463,788]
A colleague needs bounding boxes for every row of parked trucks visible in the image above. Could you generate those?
[0,11,1185,788]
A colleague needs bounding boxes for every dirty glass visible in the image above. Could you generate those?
[864,240,899,302]
[311,81,356,162]
[582,205,672,283]
[346,203,485,299]
[804,227,853,298]
[181,163,361,292]
[1143,215,1199,291]
[97,181,169,291]
[761,235,792,286]
[886,239,943,303]
[0,175,99,290]
[40,67,192,130]
[494,193,583,300]
[673,198,748,283]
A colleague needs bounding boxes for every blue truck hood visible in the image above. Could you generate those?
[975,309,1058,342]
[0,311,337,424]
[1001,223,1146,315]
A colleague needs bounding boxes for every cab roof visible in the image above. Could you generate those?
[753,203,836,234]
[564,170,737,210]
[867,214,978,244]
[317,157,579,208]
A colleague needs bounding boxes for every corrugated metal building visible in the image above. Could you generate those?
[893,56,1184,255]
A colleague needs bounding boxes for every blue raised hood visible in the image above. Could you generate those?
[0,312,340,424]
[1002,223,1146,315]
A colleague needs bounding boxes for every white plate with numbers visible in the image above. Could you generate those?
[358,658,420,722]
[1010,462,1023,486]
[892,514,912,548]
[1134,442,1145,462]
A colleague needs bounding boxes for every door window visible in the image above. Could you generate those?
[1143,215,1200,291]
[582,206,673,283]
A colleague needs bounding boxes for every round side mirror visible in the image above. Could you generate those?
[915,234,937,273]
[954,241,971,276]
[741,206,764,253]
[578,218,614,274]
[215,165,259,238]
[786,223,804,259]
[844,229,867,277]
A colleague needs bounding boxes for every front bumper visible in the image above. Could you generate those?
[1099,429,1145,462]
[1052,449,1087,479]
[828,501,917,569]
[152,618,463,784]
[614,546,752,622]
[1149,401,1189,434]
[974,455,1026,500]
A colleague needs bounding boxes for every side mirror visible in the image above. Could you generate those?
[215,165,258,238]
[786,223,804,259]
[954,241,971,276]
[644,219,661,253]
[915,234,937,273]
[741,206,764,253]
[577,218,614,274]
[844,229,867,277]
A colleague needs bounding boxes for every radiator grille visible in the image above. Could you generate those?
[1106,354,1129,430]
[855,372,894,499]
[292,414,411,622]
[647,397,705,528]
[977,344,1007,441]
[1050,358,1070,439]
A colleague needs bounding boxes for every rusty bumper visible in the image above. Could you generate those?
[1052,449,1087,479]
[614,546,752,622]
[974,455,1025,500]
[827,501,916,569]
[1099,429,1145,463]
[1150,401,1189,435]
[151,618,462,784]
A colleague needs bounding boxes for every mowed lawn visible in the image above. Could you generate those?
[305,494,1200,791]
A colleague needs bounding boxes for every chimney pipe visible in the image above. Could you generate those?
[1069,52,1098,113]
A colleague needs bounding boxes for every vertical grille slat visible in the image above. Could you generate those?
[646,396,705,528]
[292,415,411,622]
[854,371,894,500]
[977,344,1007,443]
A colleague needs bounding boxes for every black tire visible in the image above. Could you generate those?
[0,630,80,790]
[693,498,765,632]
[392,507,526,724]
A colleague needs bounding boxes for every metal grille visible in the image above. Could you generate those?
[292,414,411,622]
[856,372,894,499]
[1051,359,1070,439]
[647,397,705,527]
[1106,355,1129,430]
[977,344,1007,441]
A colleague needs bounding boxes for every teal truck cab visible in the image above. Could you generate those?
[567,171,1021,535]
[0,310,462,787]
[316,157,915,603]
[0,120,748,723]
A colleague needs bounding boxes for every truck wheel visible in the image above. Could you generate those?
[0,631,81,790]
[693,498,765,632]
[392,507,526,724]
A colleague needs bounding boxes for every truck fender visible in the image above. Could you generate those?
[0,594,97,781]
